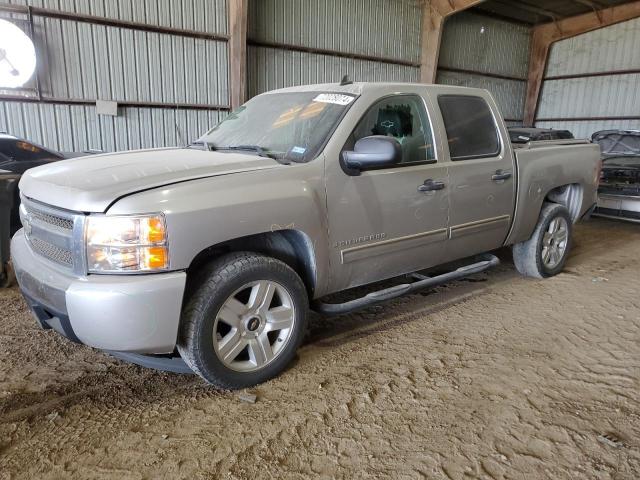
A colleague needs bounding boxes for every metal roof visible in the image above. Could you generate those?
[473,0,637,25]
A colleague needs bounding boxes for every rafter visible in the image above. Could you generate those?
[420,0,485,84]
[523,0,640,126]
[492,0,561,22]
[228,0,248,110]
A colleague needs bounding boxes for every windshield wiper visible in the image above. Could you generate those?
[216,145,291,164]
[191,142,291,164]
[189,140,217,151]
[219,145,272,157]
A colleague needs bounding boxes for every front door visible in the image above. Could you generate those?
[434,93,516,262]
[325,94,450,293]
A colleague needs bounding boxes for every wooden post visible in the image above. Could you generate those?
[523,28,553,127]
[524,0,640,126]
[420,7,445,85]
[420,0,486,84]
[228,0,248,110]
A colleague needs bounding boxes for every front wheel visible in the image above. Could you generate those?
[512,203,572,279]
[177,252,308,389]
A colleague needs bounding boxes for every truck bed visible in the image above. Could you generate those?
[505,139,600,246]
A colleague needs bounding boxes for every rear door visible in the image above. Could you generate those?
[433,93,516,261]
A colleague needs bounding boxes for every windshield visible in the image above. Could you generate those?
[198,92,356,162]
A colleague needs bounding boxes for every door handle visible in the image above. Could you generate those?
[418,179,446,192]
[492,170,512,182]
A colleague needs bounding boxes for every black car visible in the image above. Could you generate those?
[0,134,74,235]
[0,134,66,174]
[0,134,87,286]
[508,127,574,144]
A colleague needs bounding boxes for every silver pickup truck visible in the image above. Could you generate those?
[12,82,600,388]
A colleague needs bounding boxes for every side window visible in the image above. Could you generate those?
[437,95,500,161]
[350,95,436,164]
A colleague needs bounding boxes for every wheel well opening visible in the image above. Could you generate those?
[184,230,317,302]
[545,183,583,222]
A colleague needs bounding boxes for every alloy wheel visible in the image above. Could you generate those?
[212,280,296,372]
[542,216,569,269]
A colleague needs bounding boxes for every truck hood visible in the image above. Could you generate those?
[20,147,285,212]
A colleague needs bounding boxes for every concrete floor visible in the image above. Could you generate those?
[0,217,639,479]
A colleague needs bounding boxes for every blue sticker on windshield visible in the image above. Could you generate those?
[291,146,306,154]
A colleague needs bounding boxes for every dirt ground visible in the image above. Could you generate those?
[0,217,638,480]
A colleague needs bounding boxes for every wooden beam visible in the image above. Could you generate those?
[228,0,248,110]
[523,28,553,127]
[491,0,560,22]
[420,0,485,84]
[429,0,486,17]
[420,8,445,84]
[523,0,640,126]
[538,0,640,40]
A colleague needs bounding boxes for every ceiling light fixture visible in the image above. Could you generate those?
[0,19,36,88]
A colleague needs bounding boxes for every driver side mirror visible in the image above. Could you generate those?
[342,136,402,175]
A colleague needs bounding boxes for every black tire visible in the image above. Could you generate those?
[512,203,573,279]
[177,252,308,389]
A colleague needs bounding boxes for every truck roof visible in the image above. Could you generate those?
[262,81,489,97]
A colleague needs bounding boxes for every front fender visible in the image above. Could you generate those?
[107,160,331,295]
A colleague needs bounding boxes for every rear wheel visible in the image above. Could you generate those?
[177,252,308,389]
[512,203,572,279]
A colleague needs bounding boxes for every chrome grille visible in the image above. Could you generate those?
[29,237,74,266]
[20,197,82,272]
[23,203,74,231]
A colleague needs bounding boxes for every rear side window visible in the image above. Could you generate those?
[437,95,500,160]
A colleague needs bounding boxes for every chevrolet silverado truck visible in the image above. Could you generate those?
[12,82,600,389]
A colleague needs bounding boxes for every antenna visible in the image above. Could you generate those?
[340,74,353,86]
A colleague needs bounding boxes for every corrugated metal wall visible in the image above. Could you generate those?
[247,48,419,96]
[6,1,638,155]
[246,0,421,97]
[536,17,640,138]
[3,0,228,31]
[0,101,223,153]
[0,0,228,152]
[436,11,530,124]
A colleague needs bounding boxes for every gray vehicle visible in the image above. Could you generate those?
[592,130,640,223]
[11,82,600,388]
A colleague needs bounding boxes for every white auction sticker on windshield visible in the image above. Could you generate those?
[313,93,355,105]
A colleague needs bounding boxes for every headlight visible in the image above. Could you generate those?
[86,214,169,273]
